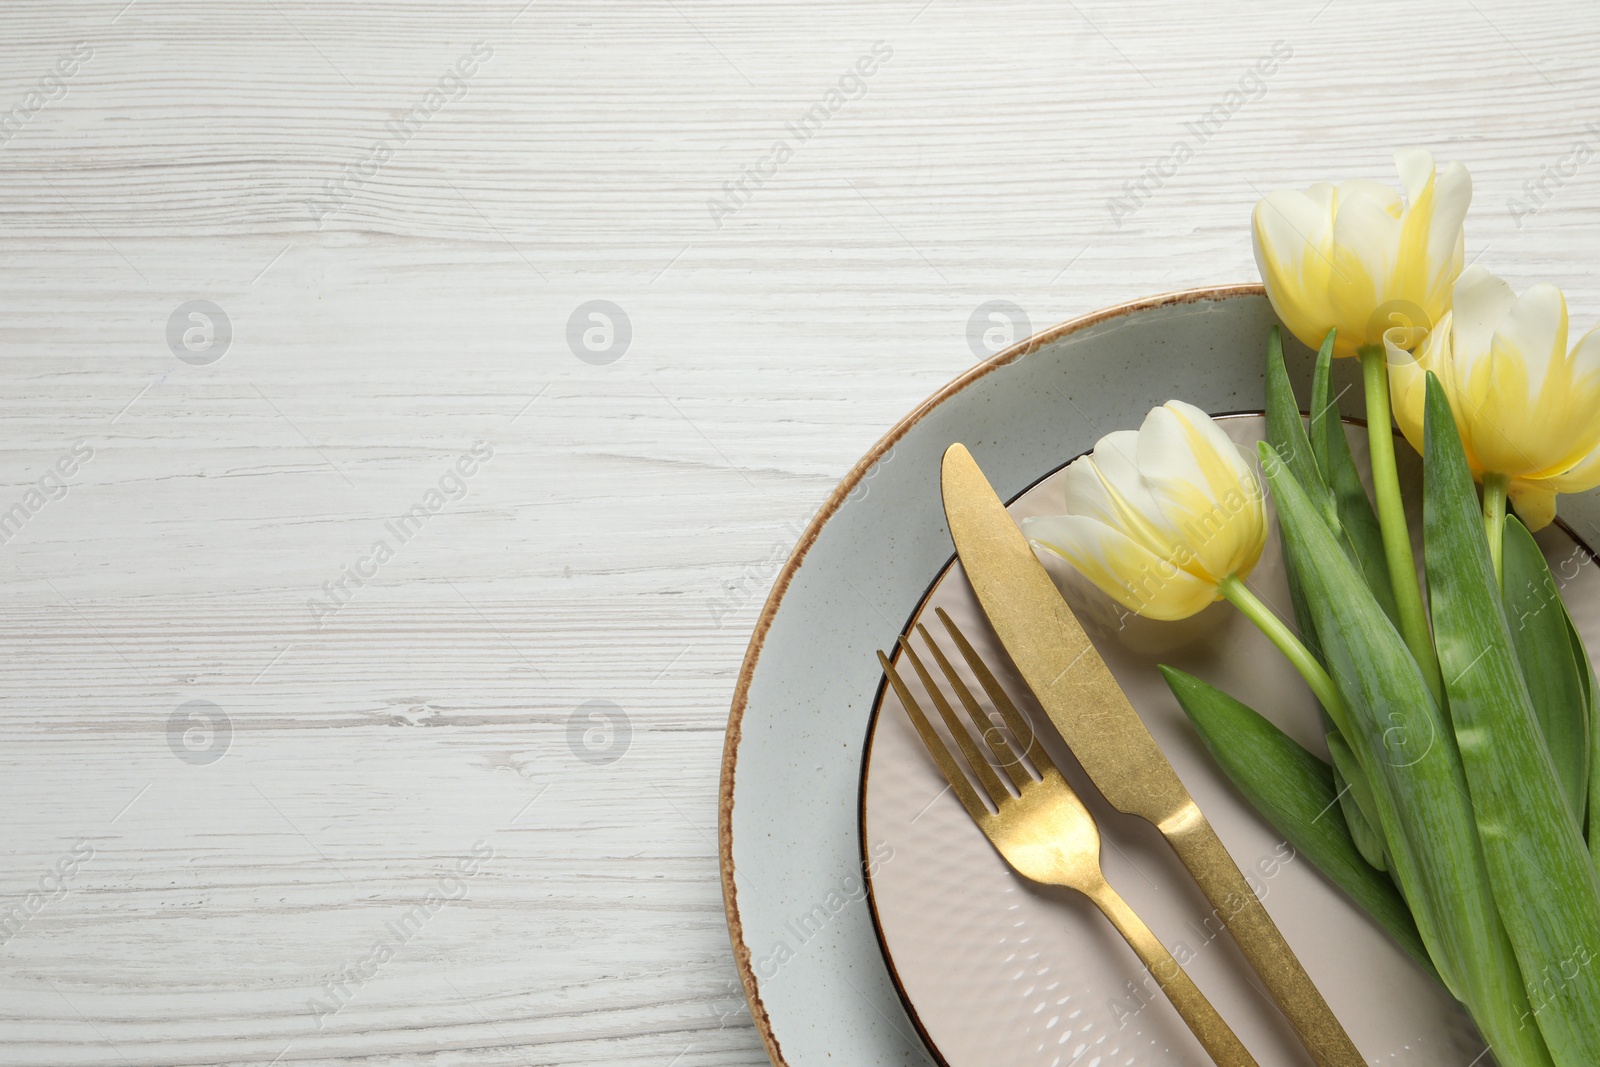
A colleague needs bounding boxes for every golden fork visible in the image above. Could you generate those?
[879,608,1258,1067]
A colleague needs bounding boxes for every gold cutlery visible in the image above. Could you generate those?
[939,442,1363,1067]
[879,610,1258,1066]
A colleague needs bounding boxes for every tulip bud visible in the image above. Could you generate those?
[1388,266,1600,530]
[1253,148,1472,359]
[1022,401,1267,620]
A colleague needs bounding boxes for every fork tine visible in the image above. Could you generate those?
[877,650,990,824]
[897,636,1011,808]
[915,624,1031,792]
[935,607,1052,776]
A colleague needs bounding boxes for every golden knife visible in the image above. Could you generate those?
[940,442,1363,1067]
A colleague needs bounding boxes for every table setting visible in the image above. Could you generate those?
[723,150,1600,1066]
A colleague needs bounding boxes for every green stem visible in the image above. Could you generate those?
[1220,575,1349,727]
[1358,344,1443,704]
[1482,472,1509,586]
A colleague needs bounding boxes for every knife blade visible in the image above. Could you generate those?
[940,441,1362,1067]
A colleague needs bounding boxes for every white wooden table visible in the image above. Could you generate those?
[0,2,1593,1064]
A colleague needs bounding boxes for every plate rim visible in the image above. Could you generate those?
[718,282,1266,1067]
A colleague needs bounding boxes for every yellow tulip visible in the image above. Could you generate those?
[1253,148,1472,359]
[1021,401,1267,621]
[1388,266,1600,531]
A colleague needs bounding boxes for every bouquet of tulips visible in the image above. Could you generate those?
[1024,149,1600,1066]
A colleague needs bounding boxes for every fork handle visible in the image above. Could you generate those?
[1085,879,1259,1067]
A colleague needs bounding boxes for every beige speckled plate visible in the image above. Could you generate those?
[862,415,1600,1066]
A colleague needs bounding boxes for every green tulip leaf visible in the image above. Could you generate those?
[1422,372,1600,1064]
[1501,516,1590,825]
[1265,326,1329,669]
[1327,730,1388,873]
[1162,665,1435,979]
[1547,558,1600,849]
[1567,605,1600,852]
[1261,437,1554,1066]
[1266,326,1335,528]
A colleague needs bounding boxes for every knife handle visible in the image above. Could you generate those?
[1163,807,1365,1067]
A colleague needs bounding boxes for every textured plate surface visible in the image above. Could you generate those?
[720,286,1600,1066]
[864,416,1600,1066]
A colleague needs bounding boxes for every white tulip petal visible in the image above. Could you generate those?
[1304,182,1338,215]
[1546,441,1600,495]
[1136,404,1263,583]
[1138,401,1256,504]
[1020,513,1111,559]
[1394,147,1435,206]
[1022,515,1218,621]
[1328,197,1404,344]
[1331,191,1400,278]
[1450,266,1517,378]
[1386,326,1433,452]
[1255,189,1327,248]
[1567,323,1600,388]
[1058,450,1120,524]
[1408,313,1450,371]
[1136,404,1211,495]
[1080,432,1166,517]
[1169,400,1257,485]
[1253,190,1334,288]
[1494,283,1568,397]
[1062,434,1182,555]
[1507,483,1559,532]
[1426,160,1473,271]
[1253,187,1343,353]
[1335,178,1403,218]
[1134,411,1235,579]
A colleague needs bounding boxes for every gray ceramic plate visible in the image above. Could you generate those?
[719,286,1600,1066]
